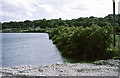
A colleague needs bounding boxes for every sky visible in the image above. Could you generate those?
[118,1,120,14]
[0,0,120,23]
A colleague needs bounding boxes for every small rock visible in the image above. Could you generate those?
[38,69,43,72]
[19,71,24,73]
[56,62,61,65]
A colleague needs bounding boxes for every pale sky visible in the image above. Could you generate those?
[118,1,120,14]
[0,0,120,22]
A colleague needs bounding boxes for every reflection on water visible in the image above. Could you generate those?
[2,33,63,67]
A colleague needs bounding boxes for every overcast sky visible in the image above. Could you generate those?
[0,0,120,22]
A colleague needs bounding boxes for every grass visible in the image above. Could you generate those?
[117,35,120,55]
[118,35,120,47]
[63,57,95,63]
[113,35,120,59]
[116,35,120,50]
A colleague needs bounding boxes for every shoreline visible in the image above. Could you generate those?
[1,59,119,76]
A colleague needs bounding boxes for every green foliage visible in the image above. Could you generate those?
[49,24,118,61]
[2,14,120,33]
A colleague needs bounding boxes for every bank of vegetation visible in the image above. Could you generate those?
[1,14,120,61]
[48,24,119,61]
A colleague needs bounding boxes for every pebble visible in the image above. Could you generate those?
[0,59,119,76]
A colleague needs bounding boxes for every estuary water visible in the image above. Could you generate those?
[2,33,63,67]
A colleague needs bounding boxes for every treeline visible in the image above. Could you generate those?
[48,24,119,61]
[1,14,120,32]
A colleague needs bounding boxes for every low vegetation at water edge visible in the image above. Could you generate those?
[48,24,119,61]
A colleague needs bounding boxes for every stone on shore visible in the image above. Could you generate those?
[0,59,119,76]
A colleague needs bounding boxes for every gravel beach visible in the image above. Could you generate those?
[0,59,119,76]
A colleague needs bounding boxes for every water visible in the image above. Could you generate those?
[2,33,63,67]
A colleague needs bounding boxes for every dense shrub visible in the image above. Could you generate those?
[49,24,118,61]
[69,24,113,60]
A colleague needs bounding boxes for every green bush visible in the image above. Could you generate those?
[69,24,113,60]
[49,24,118,61]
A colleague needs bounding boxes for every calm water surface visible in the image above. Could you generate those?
[2,33,63,67]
